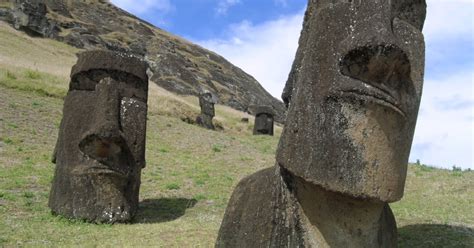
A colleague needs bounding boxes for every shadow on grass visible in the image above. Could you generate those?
[399,224,474,248]
[134,198,198,224]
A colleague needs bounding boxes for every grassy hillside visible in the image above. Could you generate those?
[0,23,473,247]
[0,0,288,121]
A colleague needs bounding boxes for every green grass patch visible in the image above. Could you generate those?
[7,122,18,129]
[212,144,224,152]
[0,68,68,98]
[6,70,16,80]
[25,69,42,79]
[165,183,181,190]
[399,224,474,248]
[2,137,13,144]
[23,192,35,199]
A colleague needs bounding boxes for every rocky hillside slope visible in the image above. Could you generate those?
[0,0,286,122]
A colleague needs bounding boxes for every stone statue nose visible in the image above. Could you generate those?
[79,134,124,161]
[338,6,412,92]
[79,77,126,160]
[95,77,122,132]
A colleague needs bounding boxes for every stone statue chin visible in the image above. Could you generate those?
[217,0,426,247]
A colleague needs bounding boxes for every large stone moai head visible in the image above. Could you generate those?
[49,50,149,223]
[253,106,274,136]
[196,91,216,129]
[277,0,426,202]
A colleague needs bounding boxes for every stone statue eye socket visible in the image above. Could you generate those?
[70,70,148,96]
[69,73,97,91]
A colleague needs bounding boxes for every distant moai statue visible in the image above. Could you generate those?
[253,106,274,136]
[217,0,426,247]
[49,50,149,223]
[196,91,216,130]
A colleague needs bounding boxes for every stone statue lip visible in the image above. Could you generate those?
[337,44,411,118]
[338,82,407,118]
[71,162,129,178]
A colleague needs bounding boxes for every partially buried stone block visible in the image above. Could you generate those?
[196,91,216,130]
[49,50,149,223]
[12,0,59,37]
[217,0,426,247]
[253,106,274,136]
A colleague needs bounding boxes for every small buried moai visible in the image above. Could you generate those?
[253,106,274,136]
[217,0,426,247]
[49,50,149,223]
[196,91,216,130]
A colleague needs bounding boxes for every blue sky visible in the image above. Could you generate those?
[110,0,307,39]
[111,0,474,170]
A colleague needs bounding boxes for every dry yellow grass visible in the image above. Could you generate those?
[0,0,12,8]
[0,23,79,78]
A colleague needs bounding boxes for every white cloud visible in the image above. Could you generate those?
[274,0,288,7]
[195,12,304,98]
[410,71,473,169]
[424,0,473,41]
[196,2,473,169]
[110,0,173,15]
[410,0,474,169]
[216,0,242,15]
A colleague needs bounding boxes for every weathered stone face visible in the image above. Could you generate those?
[196,92,216,129]
[217,1,426,246]
[199,92,215,117]
[49,50,149,223]
[277,0,426,202]
[253,106,274,136]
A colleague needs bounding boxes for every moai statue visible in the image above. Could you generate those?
[196,91,216,130]
[217,0,426,247]
[49,50,149,223]
[253,106,274,136]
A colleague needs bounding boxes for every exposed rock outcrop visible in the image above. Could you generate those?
[11,0,59,37]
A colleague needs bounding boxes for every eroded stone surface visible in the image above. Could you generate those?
[253,106,274,136]
[217,167,397,247]
[12,0,59,37]
[49,50,149,223]
[277,0,426,202]
[217,0,426,246]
